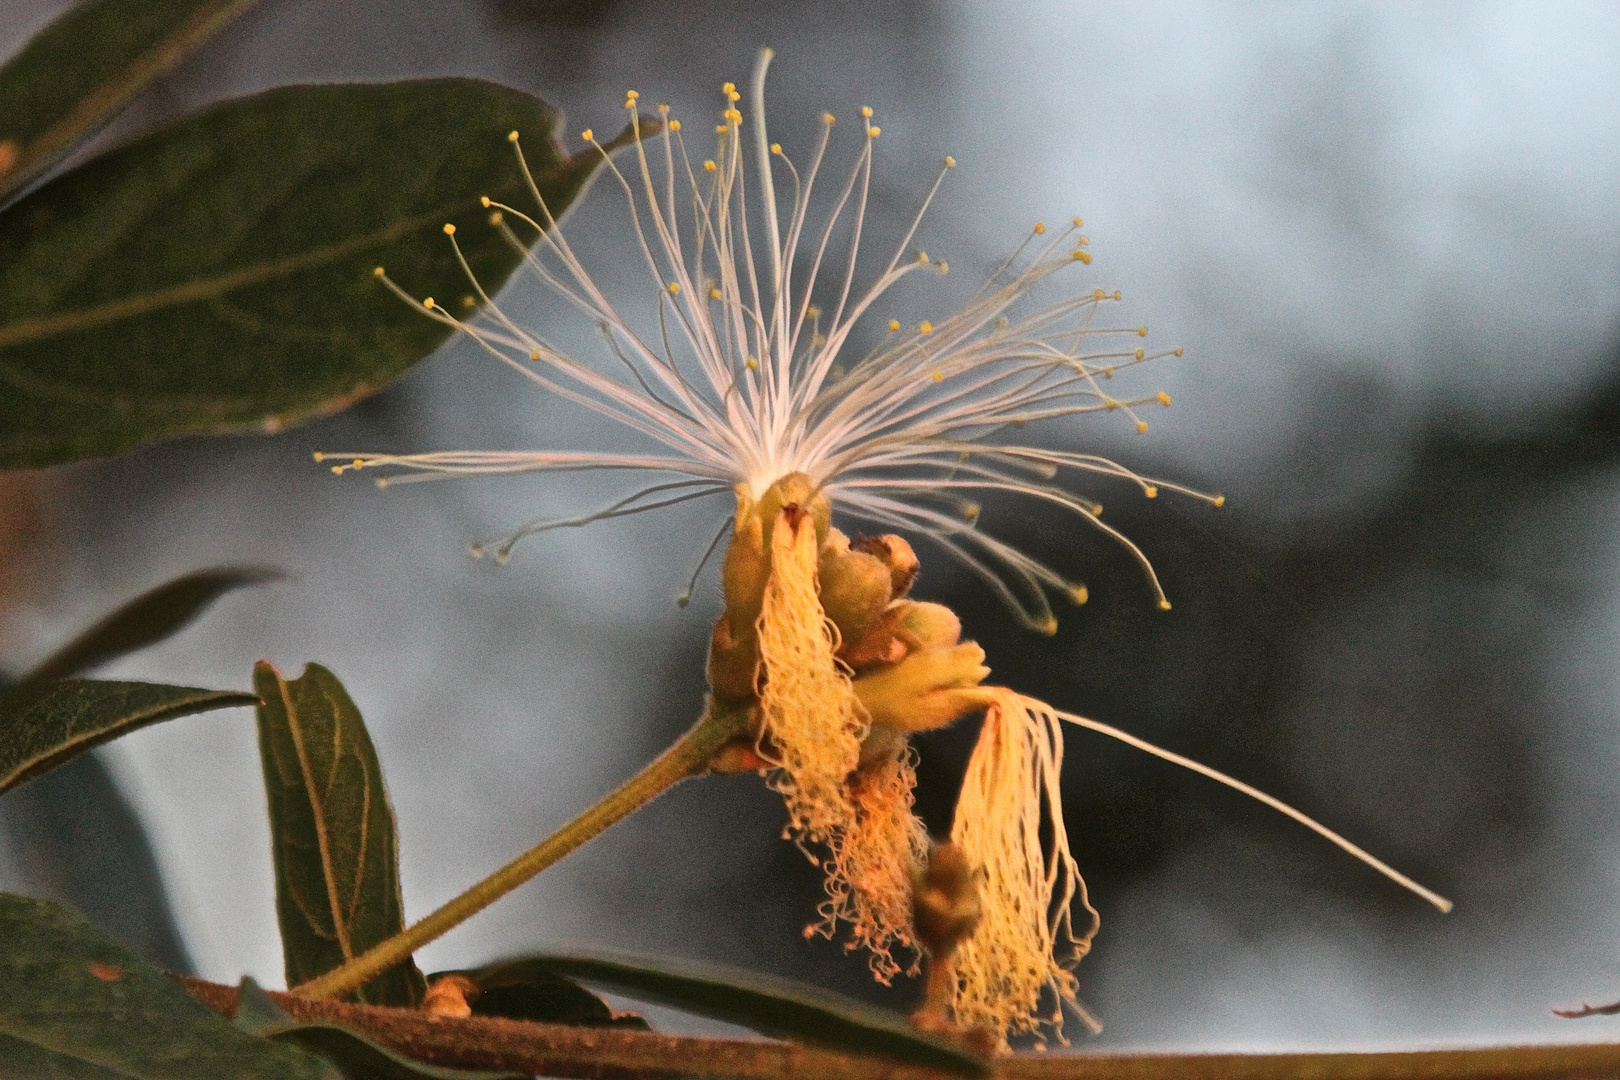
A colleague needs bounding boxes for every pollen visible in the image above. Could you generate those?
[581,128,594,141]
[1072,250,1092,263]
[1157,599,1173,610]
[442,223,456,235]
[488,211,503,225]
[931,370,943,382]
[667,282,680,294]
[1136,420,1149,433]
[1157,391,1172,407]
[421,297,434,309]
[771,142,782,154]
[860,105,874,118]
[1173,347,1183,356]
[704,160,717,171]
[1213,495,1227,507]
[919,321,934,334]
[312,450,325,461]
[506,130,519,142]
[1144,485,1159,498]
[479,196,491,207]
[888,319,900,332]
[1135,348,1145,360]
[670,119,682,131]
[710,287,723,300]
[626,89,639,100]
[1073,216,1084,227]
[529,351,541,361]
[726,108,742,123]
[1067,584,1089,605]
[1137,327,1148,337]
[1113,290,1122,300]
[745,357,759,370]
[944,155,956,167]
[823,111,836,125]
[1033,222,1046,235]
[1093,289,1105,300]
[867,126,881,137]
[372,266,385,278]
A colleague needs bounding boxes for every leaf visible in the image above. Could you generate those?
[7,565,279,704]
[255,661,425,1007]
[234,978,522,1080]
[0,0,262,206]
[0,680,258,796]
[520,951,989,1076]
[427,960,647,1028]
[0,891,340,1079]
[0,79,618,468]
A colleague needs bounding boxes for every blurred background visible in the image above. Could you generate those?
[3,0,1620,1053]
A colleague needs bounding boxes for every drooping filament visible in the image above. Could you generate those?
[950,688,1100,1045]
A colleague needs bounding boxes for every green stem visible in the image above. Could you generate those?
[293,700,753,1001]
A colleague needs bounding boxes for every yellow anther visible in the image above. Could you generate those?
[1103,398,1117,411]
[745,356,758,370]
[937,261,949,274]
[581,128,594,141]
[963,502,980,521]
[1157,391,1172,407]
[372,266,385,278]
[917,251,929,264]
[1173,347,1183,356]
[1104,367,1114,378]
[352,458,364,469]
[709,287,722,299]
[1135,348,1145,360]
[867,126,880,137]
[625,89,639,100]
[461,295,476,309]
[771,142,782,154]
[529,351,541,361]
[722,81,736,94]
[1136,420,1149,433]
[1034,222,1046,234]
[375,477,391,489]
[422,297,434,309]
[1067,584,1089,606]
[1144,485,1159,498]
[1091,503,1103,516]
[704,160,717,171]
[480,196,492,208]
[1157,599,1173,611]
[1138,326,1148,337]
[1093,289,1105,300]
[931,370,943,382]
[889,319,901,332]
[716,124,728,133]
[919,321,934,334]
[726,108,742,122]
[1073,216,1084,227]
[995,316,1008,330]
[507,130,519,142]
[1113,290,1122,300]
[667,282,680,294]
[861,105,874,118]
[312,450,325,461]
[1076,236,1089,245]
[669,119,682,131]
[657,102,669,113]
[442,223,456,235]
[806,304,821,317]
[331,464,343,474]
[944,155,956,167]
[1213,495,1226,507]
[624,99,636,109]
[1072,250,1093,263]
[1036,615,1058,636]
[488,211,503,226]
[823,112,836,125]
[812,333,825,346]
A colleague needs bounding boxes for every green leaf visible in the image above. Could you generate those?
[234,978,522,1080]
[0,680,258,796]
[0,0,262,207]
[7,565,279,704]
[0,79,614,469]
[520,951,989,1077]
[426,960,647,1028]
[0,891,340,1079]
[255,661,424,1008]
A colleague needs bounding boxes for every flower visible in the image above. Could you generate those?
[323,50,1449,1046]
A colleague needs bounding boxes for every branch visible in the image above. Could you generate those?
[182,977,1620,1080]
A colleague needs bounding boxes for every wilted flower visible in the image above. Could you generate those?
[323,50,1448,1045]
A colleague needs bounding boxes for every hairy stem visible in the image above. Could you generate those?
[293,699,754,1001]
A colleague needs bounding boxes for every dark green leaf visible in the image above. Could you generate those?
[9,565,279,701]
[0,680,258,796]
[255,661,424,1007]
[0,79,618,468]
[0,891,339,1079]
[234,978,522,1080]
[0,0,262,206]
[427,960,647,1028]
[521,951,988,1076]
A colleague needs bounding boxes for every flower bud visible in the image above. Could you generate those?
[819,528,896,643]
[853,533,920,598]
[853,641,991,732]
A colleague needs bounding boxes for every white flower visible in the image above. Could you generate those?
[323,49,1214,633]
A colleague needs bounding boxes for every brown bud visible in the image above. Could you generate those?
[423,973,478,1019]
[912,842,982,956]
[818,528,896,643]
[853,533,920,598]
